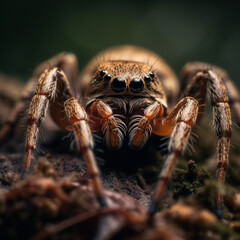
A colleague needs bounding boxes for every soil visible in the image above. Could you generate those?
[0,73,240,240]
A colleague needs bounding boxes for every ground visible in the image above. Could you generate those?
[0,73,240,240]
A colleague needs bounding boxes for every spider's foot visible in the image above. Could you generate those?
[21,169,31,180]
[97,195,108,208]
[215,194,224,219]
[147,199,159,217]
[215,203,224,219]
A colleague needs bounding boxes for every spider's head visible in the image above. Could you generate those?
[88,61,163,98]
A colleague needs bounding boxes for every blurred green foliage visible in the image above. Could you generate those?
[1,0,240,87]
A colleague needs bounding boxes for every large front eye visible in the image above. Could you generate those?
[111,78,126,92]
[129,78,144,93]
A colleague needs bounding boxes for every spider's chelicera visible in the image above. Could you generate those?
[0,45,239,219]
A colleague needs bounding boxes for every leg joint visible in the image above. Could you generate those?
[177,119,194,126]
[216,130,231,138]
[217,162,228,171]
[28,116,40,127]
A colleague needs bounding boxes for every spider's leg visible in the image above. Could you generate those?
[222,75,240,123]
[89,100,126,149]
[148,97,199,216]
[23,67,107,207]
[0,52,78,142]
[181,63,233,218]
[181,62,240,123]
[0,76,36,142]
[23,68,72,177]
[64,98,106,206]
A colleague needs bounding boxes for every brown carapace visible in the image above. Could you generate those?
[1,45,239,218]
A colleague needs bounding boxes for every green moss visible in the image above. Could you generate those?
[169,160,210,200]
[211,222,240,240]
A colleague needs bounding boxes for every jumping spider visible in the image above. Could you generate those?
[0,45,239,218]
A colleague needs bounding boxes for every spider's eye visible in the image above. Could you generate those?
[100,70,107,78]
[129,78,144,93]
[144,76,151,84]
[104,74,111,82]
[111,77,126,92]
[149,72,155,79]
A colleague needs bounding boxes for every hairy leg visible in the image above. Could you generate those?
[0,76,36,141]
[64,98,106,206]
[0,52,78,142]
[23,67,72,175]
[181,62,240,122]
[148,97,199,216]
[152,97,196,136]
[23,67,107,207]
[180,63,233,218]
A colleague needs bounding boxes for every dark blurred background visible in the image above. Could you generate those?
[1,0,240,87]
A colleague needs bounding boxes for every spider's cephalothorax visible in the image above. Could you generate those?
[1,45,239,218]
[85,60,167,150]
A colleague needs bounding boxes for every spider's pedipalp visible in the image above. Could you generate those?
[129,101,164,148]
[89,100,125,149]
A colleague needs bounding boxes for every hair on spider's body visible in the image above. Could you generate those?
[0,45,239,219]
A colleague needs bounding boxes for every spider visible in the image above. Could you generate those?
[0,45,239,219]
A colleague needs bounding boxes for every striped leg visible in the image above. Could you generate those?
[64,98,106,206]
[23,67,73,177]
[149,66,232,218]
[0,52,78,142]
[148,97,199,216]
[23,68,106,207]
[223,76,240,122]
[0,77,36,142]
[181,62,239,123]
[181,64,232,218]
